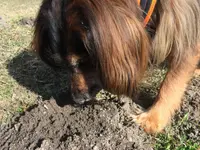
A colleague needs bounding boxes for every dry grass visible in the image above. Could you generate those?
[0,0,42,122]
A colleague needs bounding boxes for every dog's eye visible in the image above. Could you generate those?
[80,21,89,30]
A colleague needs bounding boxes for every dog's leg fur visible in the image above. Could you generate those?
[194,58,200,76]
[134,0,200,133]
[194,69,200,76]
[136,46,200,133]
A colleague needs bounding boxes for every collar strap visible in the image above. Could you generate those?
[137,0,157,27]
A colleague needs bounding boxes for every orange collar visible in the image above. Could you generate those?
[137,0,157,27]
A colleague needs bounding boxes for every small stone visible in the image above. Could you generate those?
[19,17,34,26]
[93,146,99,150]
[43,104,48,110]
[14,123,21,131]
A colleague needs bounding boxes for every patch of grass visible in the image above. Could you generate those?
[0,0,42,122]
[16,106,24,113]
[154,113,200,150]
[155,133,199,150]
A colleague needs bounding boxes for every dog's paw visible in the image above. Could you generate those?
[134,110,168,134]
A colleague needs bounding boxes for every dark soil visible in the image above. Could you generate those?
[1,52,200,150]
[0,96,154,150]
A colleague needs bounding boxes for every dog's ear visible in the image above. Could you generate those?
[32,0,67,68]
[81,1,150,97]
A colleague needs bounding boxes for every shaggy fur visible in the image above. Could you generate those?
[33,0,200,133]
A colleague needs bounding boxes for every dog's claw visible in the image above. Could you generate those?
[129,114,137,121]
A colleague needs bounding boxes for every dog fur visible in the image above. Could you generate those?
[32,0,200,133]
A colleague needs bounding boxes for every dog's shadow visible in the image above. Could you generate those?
[7,50,74,107]
[7,50,159,109]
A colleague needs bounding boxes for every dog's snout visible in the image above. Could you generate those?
[89,84,102,96]
[72,92,91,104]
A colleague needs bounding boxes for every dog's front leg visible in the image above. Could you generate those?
[135,49,200,133]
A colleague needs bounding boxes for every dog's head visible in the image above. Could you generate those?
[33,0,150,104]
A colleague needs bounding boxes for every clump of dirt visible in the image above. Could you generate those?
[0,96,153,150]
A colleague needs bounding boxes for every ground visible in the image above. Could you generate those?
[0,0,199,149]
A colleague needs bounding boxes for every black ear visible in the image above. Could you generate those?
[33,0,67,68]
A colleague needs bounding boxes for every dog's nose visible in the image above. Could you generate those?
[72,92,92,105]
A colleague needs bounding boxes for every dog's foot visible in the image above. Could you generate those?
[134,110,169,133]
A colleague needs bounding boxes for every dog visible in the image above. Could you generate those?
[32,0,200,133]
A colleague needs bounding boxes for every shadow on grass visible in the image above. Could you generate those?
[7,50,74,107]
[7,50,160,109]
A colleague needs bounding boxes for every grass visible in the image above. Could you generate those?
[0,0,42,122]
[0,0,199,149]
[154,113,199,150]
[155,133,199,150]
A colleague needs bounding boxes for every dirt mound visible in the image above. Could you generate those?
[0,96,153,150]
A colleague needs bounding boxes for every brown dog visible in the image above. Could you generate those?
[33,0,200,133]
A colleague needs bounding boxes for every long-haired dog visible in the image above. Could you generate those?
[32,0,200,133]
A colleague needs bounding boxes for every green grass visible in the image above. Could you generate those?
[155,133,199,150]
[155,113,200,150]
